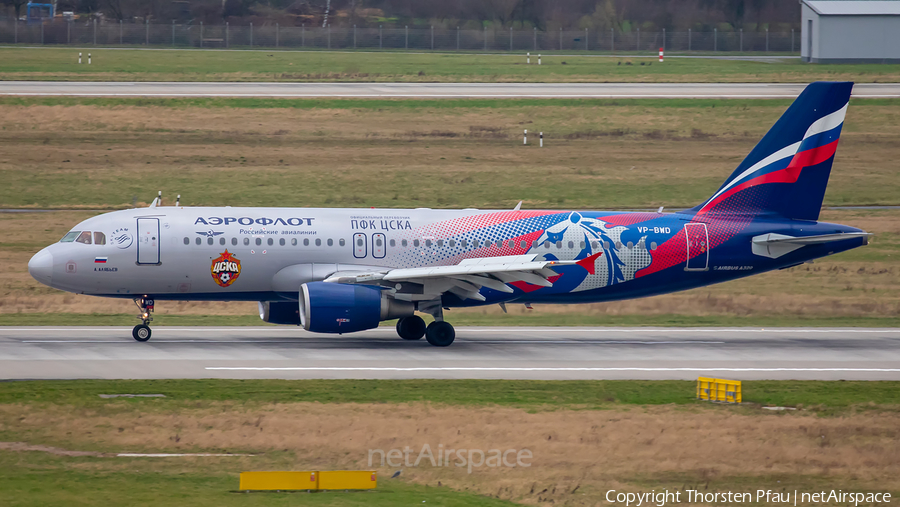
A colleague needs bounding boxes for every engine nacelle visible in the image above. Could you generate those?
[299,282,414,334]
[258,301,301,325]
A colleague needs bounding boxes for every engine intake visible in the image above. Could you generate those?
[299,282,414,334]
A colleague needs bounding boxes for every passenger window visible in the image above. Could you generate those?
[183,237,189,245]
[544,241,550,249]
[592,241,599,249]
[556,241,562,249]
[219,238,226,246]
[304,238,309,246]
[232,237,238,246]
[402,239,408,247]
[255,238,262,246]
[568,241,574,249]
[615,241,622,249]
[436,239,443,248]
[448,240,455,247]
[472,239,479,248]
[508,240,515,248]
[93,232,106,245]
[292,238,297,246]
[580,241,586,249]
[521,240,527,249]
[195,237,201,245]
[357,238,364,247]
[425,239,433,248]
[627,241,633,248]
[327,239,334,246]
[315,238,322,246]
[76,231,92,244]
[604,241,610,249]
[279,238,285,246]
[650,242,658,250]
[243,238,250,246]
[461,239,467,248]
[390,239,396,247]
[414,240,420,247]
[340,238,346,247]
[267,238,274,246]
[496,240,503,248]
[376,238,383,247]
[60,231,80,243]
[207,237,213,245]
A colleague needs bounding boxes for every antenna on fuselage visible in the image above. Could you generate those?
[149,191,161,208]
[657,206,664,214]
[513,201,523,211]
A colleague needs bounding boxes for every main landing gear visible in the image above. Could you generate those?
[132,297,154,342]
[395,314,455,346]
[396,315,427,341]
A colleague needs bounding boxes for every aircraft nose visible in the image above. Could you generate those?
[28,248,53,286]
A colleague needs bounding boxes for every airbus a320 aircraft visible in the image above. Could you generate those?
[28,82,869,346]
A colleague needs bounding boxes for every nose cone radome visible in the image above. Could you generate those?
[28,248,53,286]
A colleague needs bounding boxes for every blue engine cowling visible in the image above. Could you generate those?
[299,282,414,334]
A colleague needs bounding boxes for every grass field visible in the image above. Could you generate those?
[3,47,900,82]
[1,97,898,325]
[1,380,899,506]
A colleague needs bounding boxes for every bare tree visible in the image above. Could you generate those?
[2,0,29,19]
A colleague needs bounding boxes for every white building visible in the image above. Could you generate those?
[801,0,900,63]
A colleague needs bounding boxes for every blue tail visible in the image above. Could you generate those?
[693,81,853,221]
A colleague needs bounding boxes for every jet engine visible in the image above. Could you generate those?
[299,281,414,333]
[258,301,302,325]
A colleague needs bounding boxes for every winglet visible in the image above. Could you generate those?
[576,251,604,275]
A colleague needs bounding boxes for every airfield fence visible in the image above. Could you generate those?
[0,21,799,54]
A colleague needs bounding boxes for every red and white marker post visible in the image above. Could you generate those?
[659,47,664,62]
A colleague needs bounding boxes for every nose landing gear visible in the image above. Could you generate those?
[132,297,154,342]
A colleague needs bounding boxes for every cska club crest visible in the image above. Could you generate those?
[211,250,241,287]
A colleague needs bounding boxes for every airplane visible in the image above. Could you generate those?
[28,81,870,347]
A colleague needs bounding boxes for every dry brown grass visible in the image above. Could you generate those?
[2,402,899,505]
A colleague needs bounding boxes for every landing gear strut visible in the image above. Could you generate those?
[132,297,154,342]
[396,315,427,340]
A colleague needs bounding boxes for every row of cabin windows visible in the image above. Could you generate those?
[60,231,106,245]
[183,236,659,251]
[184,236,345,247]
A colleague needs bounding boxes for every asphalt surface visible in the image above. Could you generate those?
[2,326,899,380]
[2,82,900,98]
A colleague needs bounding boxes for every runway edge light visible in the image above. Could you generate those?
[697,377,741,404]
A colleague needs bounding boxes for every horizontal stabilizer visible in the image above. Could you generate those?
[751,232,871,258]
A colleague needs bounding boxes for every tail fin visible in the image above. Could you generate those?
[693,81,853,221]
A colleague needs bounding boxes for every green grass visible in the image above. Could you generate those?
[3,312,900,327]
[0,451,516,507]
[2,47,900,82]
[1,379,898,409]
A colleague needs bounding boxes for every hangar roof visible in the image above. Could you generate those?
[802,0,900,15]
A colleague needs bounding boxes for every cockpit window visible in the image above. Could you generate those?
[60,231,80,243]
[93,232,106,245]
[75,231,92,244]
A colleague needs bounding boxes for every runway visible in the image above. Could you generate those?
[2,82,900,98]
[2,326,899,380]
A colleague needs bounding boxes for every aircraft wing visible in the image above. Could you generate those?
[324,254,575,302]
